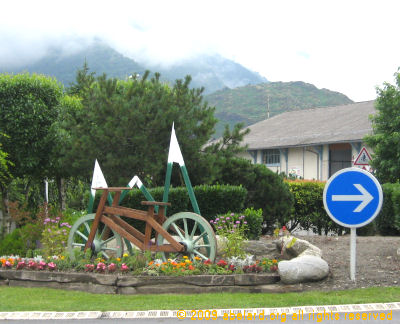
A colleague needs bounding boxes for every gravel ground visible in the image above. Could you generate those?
[259,235,400,291]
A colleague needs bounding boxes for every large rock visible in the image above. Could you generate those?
[275,235,322,259]
[278,255,329,284]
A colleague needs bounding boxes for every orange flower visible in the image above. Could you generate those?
[148,261,154,266]
[188,265,195,270]
[273,259,278,264]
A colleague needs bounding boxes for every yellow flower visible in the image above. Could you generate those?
[123,253,129,257]
[185,260,192,264]
[60,255,65,260]
[183,256,188,259]
[194,256,201,261]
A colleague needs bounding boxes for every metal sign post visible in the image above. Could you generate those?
[323,167,383,281]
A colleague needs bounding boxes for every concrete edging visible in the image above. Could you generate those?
[0,270,291,294]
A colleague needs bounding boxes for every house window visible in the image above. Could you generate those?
[263,149,280,166]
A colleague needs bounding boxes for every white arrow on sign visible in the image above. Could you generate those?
[332,184,373,212]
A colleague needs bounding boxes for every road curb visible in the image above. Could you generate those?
[0,302,399,320]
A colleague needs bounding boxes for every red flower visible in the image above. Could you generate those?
[228,264,235,271]
[203,259,212,265]
[282,226,287,231]
[217,260,228,267]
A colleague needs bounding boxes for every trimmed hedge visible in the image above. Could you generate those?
[287,180,344,235]
[374,183,400,235]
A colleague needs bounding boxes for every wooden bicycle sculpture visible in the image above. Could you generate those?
[67,187,217,262]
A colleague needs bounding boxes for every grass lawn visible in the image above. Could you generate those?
[0,286,400,312]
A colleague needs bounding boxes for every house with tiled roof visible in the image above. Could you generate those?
[238,100,376,180]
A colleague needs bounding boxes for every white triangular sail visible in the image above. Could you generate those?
[167,123,185,166]
[90,159,108,197]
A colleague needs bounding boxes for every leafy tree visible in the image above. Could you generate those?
[0,73,65,237]
[62,70,217,186]
[364,69,400,183]
[0,73,63,181]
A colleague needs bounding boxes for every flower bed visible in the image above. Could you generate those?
[1,253,279,277]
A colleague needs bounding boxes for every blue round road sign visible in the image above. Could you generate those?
[323,167,383,228]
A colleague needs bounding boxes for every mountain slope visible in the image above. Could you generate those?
[206,81,354,137]
[0,43,267,93]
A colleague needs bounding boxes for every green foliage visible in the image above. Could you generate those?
[364,69,400,183]
[213,158,293,233]
[0,73,63,180]
[0,133,13,187]
[242,208,263,240]
[193,185,247,221]
[211,212,247,258]
[287,180,344,235]
[41,216,71,258]
[0,229,25,256]
[207,81,353,137]
[61,68,217,186]
[0,222,42,256]
[373,183,400,235]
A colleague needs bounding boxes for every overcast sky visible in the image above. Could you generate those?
[1,0,399,101]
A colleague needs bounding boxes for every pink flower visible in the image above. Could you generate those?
[28,261,37,270]
[96,262,106,272]
[4,261,12,269]
[107,263,117,273]
[85,264,95,272]
[48,262,57,271]
[16,261,26,270]
[121,263,129,272]
[38,261,47,270]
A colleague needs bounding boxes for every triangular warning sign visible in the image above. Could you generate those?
[354,147,372,166]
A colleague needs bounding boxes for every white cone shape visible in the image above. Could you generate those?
[167,123,185,166]
[90,159,108,197]
[128,175,143,188]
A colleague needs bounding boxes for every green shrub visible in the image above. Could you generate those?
[287,180,344,235]
[242,207,263,240]
[374,183,400,235]
[0,229,25,256]
[214,158,294,233]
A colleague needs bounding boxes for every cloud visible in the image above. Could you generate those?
[0,0,399,101]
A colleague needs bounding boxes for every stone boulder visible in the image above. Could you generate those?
[275,235,329,284]
[275,235,322,259]
[278,255,329,284]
